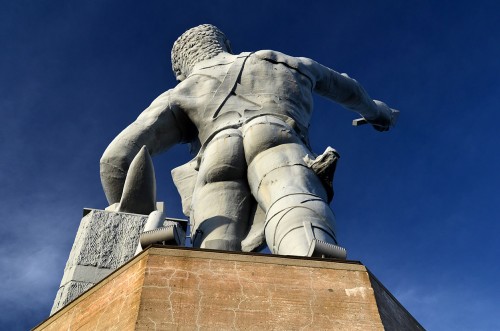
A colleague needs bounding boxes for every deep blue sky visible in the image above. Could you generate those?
[1,1,499,330]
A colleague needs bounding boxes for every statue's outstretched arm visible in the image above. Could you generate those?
[300,57,396,131]
[100,90,190,205]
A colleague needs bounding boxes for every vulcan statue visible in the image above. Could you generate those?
[100,24,398,258]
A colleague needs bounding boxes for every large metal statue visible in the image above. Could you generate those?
[100,24,398,258]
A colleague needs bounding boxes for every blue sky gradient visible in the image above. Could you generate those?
[1,1,499,329]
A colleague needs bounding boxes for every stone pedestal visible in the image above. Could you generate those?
[51,208,186,315]
[51,209,150,314]
[38,246,424,330]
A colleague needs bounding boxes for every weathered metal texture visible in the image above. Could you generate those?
[100,24,399,257]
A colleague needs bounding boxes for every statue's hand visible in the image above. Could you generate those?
[369,100,399,132]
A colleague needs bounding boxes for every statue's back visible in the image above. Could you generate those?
[178,50,316,145]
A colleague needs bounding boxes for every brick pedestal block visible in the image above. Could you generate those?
[36,246,424,330]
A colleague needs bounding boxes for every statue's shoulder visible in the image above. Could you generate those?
[254,50,313,78]
[254,50,296,65]
[192,53,238,72]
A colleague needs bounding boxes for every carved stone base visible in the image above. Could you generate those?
[51,208,187,315]
[50,209,150,314]
[39,246,424,330]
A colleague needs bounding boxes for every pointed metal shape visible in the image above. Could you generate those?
[118,146,156,215]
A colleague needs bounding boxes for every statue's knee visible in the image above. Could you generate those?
[191,213,246,251]
[264,193,340,257]
[242,116,302,164]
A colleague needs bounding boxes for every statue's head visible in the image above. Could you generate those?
[171,24,232,82]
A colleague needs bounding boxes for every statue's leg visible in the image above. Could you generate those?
[243,116,339,256]
[190,129,252,251]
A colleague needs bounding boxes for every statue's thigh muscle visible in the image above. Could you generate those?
[242,116,327,209]
[242,117,337,256]
[190,129,252,250]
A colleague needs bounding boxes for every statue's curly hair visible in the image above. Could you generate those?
[171,24,232,81]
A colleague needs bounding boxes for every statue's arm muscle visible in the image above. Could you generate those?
[298,57,382,121]
[100,90,187,204]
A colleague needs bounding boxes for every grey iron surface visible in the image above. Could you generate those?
[100,24,398,258]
